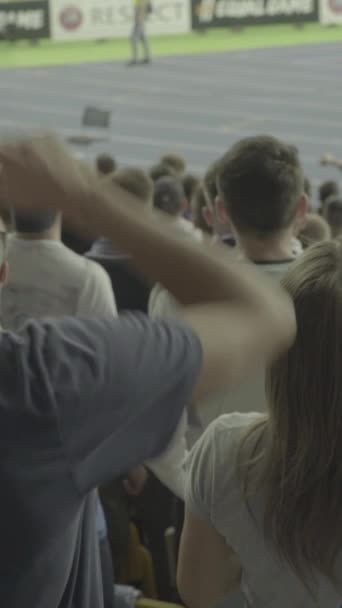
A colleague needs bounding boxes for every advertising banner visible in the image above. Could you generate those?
[50,0,190,41]
[320,0,342,23]
[0,0,49,40]
[192,0,319,29]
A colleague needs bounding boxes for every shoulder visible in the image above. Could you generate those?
[82,256,111,284]
[185,413,263,518]
[190,412,263,471]
[149,284,180,320]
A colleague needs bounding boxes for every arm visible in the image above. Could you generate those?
[0,135,296,399]
[177,508,241,608]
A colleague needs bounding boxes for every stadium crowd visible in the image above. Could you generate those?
[0,133,341,608]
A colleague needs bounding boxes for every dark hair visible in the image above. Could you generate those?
[217,136,304,236]
[14,210,58,234]
[154,176,186,216]
[319,180,339,206]
[191,185,212,235]
[149,163,176,183]
[323,195,342,238]
[182,174,200,202]
[203,159,222,208]
[160,153,186,176]
[96,154,117,176]
[113,167,153,205]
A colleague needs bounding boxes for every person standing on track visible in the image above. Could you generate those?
[128,0,151,66]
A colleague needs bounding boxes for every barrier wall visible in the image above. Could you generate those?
[0,0,49,40]
[191,0,319,30]
[50,0,191,41]
[0,0,340,42]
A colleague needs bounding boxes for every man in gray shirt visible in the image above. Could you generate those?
[0,135,295,608]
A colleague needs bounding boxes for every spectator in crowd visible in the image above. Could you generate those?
[97,154,117,177]
[149,163,176,183]
[88,167,153,258]
[323,195,342,238]
[182,174,200,205]
[160,154,187,177]
[298,213,331,249]
[114,167,153,204]
[150,176,203,318]
[0,134,295,608]
[153,176,201,241]
[2,207,118,608]
[62,160,97,255]
[179,240,342,608]
[191,135,307,435]
[182,174,200,220]
[191,185,213,236]
[203,160,236,247]
[321,153,342,171]
[150,136,307,444]
[2,208,116,328]
[318,180,339,214]
[216,136,307,269]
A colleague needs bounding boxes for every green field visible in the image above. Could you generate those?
[0,23,341,69]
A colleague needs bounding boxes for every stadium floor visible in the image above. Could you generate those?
[0,41,341,202]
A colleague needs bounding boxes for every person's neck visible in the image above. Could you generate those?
[237,230,295,263]
[16,224,61,242]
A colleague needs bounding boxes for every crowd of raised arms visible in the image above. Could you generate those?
[0,134,341,608]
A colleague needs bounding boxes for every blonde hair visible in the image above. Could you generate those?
[240,240,342,585]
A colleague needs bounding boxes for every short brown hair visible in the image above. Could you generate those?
[149,163,175,183]
[160,153,186,176]
[113,168,153,206]
[182,174,200,202]
[298,213,331,249]
[217,136,304,236]
[96,154,117,176]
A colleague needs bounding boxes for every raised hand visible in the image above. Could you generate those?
[0,134,97,214]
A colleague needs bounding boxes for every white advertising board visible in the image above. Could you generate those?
[50,0,191,41]
[320,0,342,23]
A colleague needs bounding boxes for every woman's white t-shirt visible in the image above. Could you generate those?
[185,412,342,608]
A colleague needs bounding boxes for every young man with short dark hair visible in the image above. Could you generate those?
[192,135,307,434]
[216,135,307,269]
[151,136,307,443]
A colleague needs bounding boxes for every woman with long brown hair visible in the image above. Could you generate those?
[178,240,342,608]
